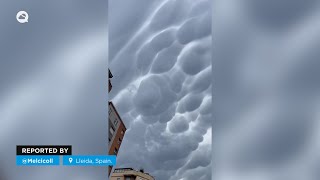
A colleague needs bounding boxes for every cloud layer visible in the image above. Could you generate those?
[109,0,212,179]
[0,1,108,180]
[213,0,320,179]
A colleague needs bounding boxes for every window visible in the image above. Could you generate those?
[114,118,118,126]
[109,132,113,140]
[114,147,118,155]
[117,178,120,180]
[117,138,122,145]
[109,126,115,135]
[125,177,130,180]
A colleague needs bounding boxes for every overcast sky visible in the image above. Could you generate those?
[2,0,319,180]
[109,0,212,180]
[213,0,320,180]
[0,1,108,180]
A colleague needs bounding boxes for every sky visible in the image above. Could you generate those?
[0,1,108,180]
[108,0,212,180]
[1,0,320,180]
[213,0,320,179]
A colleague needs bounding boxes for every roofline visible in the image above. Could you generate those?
[114,168,134,170]
[113,168,155,179]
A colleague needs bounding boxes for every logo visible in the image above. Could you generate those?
[16,11,29,24]
[22,158,27,164]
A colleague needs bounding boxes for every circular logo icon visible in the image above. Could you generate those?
[16,11,29,24]
[22,158,27,164]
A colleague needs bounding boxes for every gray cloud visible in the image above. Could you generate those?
[244,0,318,29]
[109,0,212,179]
[169,115,189,133]
[213,0,320,179]
[0,1,108,180]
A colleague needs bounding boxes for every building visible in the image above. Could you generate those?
[110,168,155,180]
[108,101,126,175]
[108,101,126,154]
[108,70,153,179]
[109,69,127,176]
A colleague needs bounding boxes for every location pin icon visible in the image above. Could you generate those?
[69,157,73,163]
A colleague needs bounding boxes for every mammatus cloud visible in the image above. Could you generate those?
[109,0,211,179]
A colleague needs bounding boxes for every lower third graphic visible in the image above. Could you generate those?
[63,155,116,166]
[16,156,60,166]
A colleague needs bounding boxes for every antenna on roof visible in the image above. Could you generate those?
[139,167,144,173]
